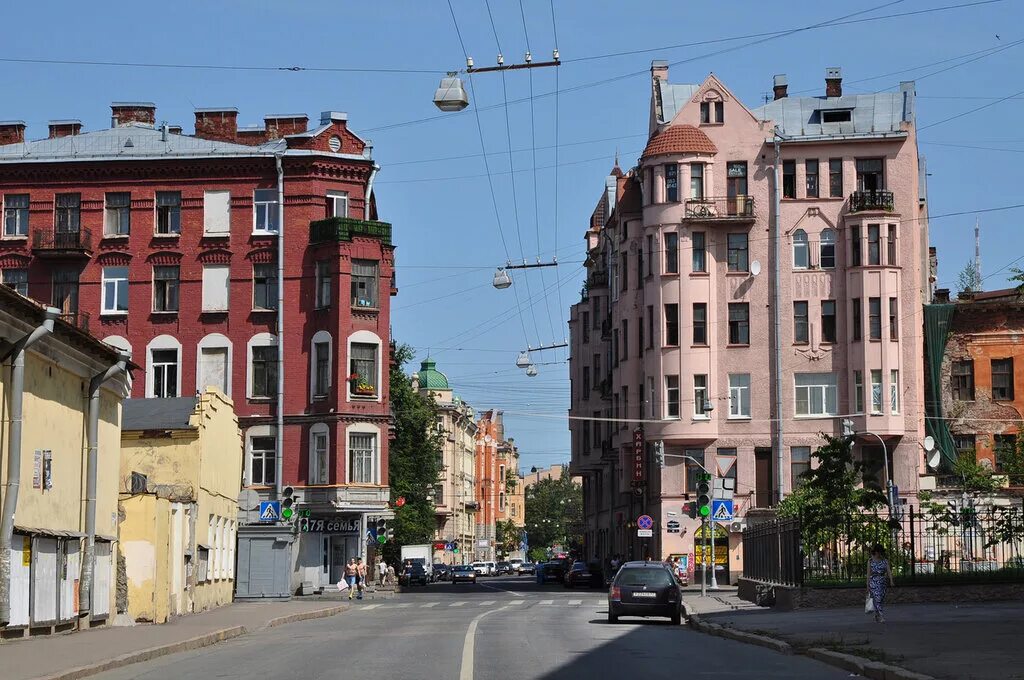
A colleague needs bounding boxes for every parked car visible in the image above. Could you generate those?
[607,561,682,625]
[485,561,497,576]
[471,561,489,576]
[496,561,512,575]
[564,561,603,588]
[399,564,429,587]
[451,564,477,584]
[540,559,568,583]
[518,561,536,575]
[432,563,451,582]
[509,558,523,573]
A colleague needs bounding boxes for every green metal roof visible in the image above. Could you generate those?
[417,358,449,390]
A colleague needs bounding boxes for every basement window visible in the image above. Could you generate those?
[821,109,853,124]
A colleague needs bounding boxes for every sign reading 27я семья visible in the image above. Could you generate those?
[300,517,361,533]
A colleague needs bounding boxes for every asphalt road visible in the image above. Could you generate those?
[95,576,852,679]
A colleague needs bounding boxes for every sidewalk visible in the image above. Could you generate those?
[1,600,351,680]
[682,588,1024,680]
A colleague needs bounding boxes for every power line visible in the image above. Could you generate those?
[918,87,1024,131]
[0,55,446,74]
[550,0,566,359]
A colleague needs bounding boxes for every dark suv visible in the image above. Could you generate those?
[607,561,682,625]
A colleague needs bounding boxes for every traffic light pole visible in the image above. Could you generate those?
[664,453,715,595]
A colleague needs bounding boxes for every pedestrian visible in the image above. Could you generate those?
[344,558,359,601]
[356,558,367,600]
[378,558,387,587]
[386,564,396,585]
[866,544,894,623]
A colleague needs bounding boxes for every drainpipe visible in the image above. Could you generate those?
[275,154,285,499]
[364,163,379,221]
[0,306,59,625]
[772,130,785,505]
[80,349,130,618]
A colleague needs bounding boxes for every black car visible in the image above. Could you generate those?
[399,564,429,587]
[432,563,451,582]
[451,564,477,584]
[564,561,603,588]
[541,559,568,583]
[607,561,682,625]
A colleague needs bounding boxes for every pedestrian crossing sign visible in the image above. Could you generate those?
[711,499,733,521]
[259,500,281,522]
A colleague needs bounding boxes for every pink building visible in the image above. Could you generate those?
[568,63,929,582]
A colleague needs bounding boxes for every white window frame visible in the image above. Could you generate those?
[890,369,900,414]
[665,375,680,419]
[792,229,809,269]
[346,423,381,485]
[346,330,382,403]
[3,194,29,238]
[203,190,231,236]
[100,266,129,315]
[145,335,182,399]
[245,425,277,487]
[794,372,838,418]
[247,332,278,400]
[201,264,230,312]
[196,333,232,397]
[871,369,883,414]
[693,374,709,419]
[728,373,751,419]
[819,228,836,269]
[253,189,279,234]
[103,192,131,237]
[328,190,349,219]
[102,335,134,394]
[310,330,332,400]
[309,423,330,485]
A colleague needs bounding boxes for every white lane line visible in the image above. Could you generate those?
[421,602,439,608]
[568,599,582,606]
[395,603,413,608]
[459,605,510,680]
[449,601,467,607]
[506,600,524,605]
[479,600,496,606]
[477,583,525,597]
[539,599,555,606]
[360,604,381,610]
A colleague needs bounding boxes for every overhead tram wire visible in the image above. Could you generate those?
[550,0,566,359]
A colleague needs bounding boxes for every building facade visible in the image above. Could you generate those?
[569,63,930,581]
[0,104,395,594]
[119,389,243,623]
[473,411,522,562]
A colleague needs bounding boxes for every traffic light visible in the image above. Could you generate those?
[683,502,697,519]
[696,477,711,518]
[281,486,295,520]
[452,540,460,554]
[376,518,388,544]
[654,441,665,469]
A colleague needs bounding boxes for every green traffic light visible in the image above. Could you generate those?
[282,507,294,520]
[699,505,710,517]
[377,535,387,544]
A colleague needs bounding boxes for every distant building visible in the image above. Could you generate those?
[523,463,582,489]
[474,411,522,562]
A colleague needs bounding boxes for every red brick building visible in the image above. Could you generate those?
[0,103,394,590]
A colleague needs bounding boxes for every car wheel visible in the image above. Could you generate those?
[607,612,618,623]
[671,610,682,626]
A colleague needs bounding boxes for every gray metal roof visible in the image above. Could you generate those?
[122,397,197,431]
[752,90,911,140]
[657,81,700,124]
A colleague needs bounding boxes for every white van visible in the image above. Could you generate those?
[471,561,488,576]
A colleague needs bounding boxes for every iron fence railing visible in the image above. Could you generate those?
[742,516,803,587]
[849,190,895,213]
[33,228,93,252]
[684,196,756,220]
[59,311,90,332]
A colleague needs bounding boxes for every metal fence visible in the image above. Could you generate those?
[742,516,802,587]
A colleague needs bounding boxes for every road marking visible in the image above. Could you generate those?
[568,599,582,606]
[459,606,510,680]
[421,602,439,608]
[539,599,555,606]
[360,604,381,610]
[449,601,467,607]
[506,600,523,605]
[479,600,496,606]
[477,582,525,597]
[395,603,413,608]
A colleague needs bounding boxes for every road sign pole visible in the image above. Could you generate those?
[700,516,707,598]
[709,470,719,591]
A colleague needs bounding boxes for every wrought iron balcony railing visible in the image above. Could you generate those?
[310,217,393,245]
[849,190,895,213]
[32,228,93,255]
[684,196,756,220]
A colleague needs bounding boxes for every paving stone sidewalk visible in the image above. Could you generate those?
[1,600,350,680]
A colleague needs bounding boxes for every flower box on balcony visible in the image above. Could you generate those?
[354,384,376,397]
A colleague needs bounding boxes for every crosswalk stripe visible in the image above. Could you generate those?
[568,599,582,606]
[360,604,381,610]
[449,601,467,607]
[479,600,496,606]
[506,600,524,605]
[421,602,439,608]
[539,599,555,605]
[395,603,413,608]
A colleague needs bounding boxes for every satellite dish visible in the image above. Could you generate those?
[927,449,942,470]
[750,260,762,276]
[923,436,935,452]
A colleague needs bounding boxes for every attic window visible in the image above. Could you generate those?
[821,109,852,123]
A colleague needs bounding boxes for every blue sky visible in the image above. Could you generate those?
[3,0,1021,471]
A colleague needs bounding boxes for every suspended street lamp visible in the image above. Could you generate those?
[493,268,512,289]
[526,364,538,377]
[433,72,470,112]
[515,351,532,368]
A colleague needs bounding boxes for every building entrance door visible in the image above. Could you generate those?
[328,535,359,584]
[754,447,774,508]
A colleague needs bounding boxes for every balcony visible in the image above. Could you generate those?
[849,190,895,213]
[59,311,90,332]
[588,269,609,289]
[600,318,612,340]
[684,196,756,222]
[32,229,93,258]
[310,217,392,245]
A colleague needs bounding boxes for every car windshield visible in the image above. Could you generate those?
[615,568,674,587]
[571,561,586,570]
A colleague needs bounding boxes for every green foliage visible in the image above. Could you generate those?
[504,466,519,495]
[956,260,982,296]
[382,344,444,565]
[952,450,999,494]
[528,547,548,563]
[495,519,520,559]
[524,476,583,556]
[995,435,1024,481]
[1010,266,1024,294]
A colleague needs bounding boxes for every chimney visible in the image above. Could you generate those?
[773,74,788,100]
[650,59,669,83]
[264,114,309,139]
[933,288,951,304]
[167,125,183,135]
[48,120,83,139]
[0,121,27,145]
[194,108,239,142]
[825,67,842,98]
[111,102,156,127]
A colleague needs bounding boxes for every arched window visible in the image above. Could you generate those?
[347,330,382,402]
[197,333,232,397]
[246,333,277,399]
[819,229,836,269]
[103,335,133,395]
[310,330,332,400]
[146,334,182,398]
[792,229,809,269]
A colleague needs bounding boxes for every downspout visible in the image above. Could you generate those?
[0,306,58,625]
[80,349,130,618]
[772,130,785,505]
[275,154,285,499]
[364,163,379,221]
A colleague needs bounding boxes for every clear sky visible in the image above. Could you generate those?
[3,0,1021,472]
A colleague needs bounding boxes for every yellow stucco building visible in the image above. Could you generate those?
[119,388,242,623]
[0,287,130,635]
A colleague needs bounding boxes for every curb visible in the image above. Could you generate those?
[262,604,350,630]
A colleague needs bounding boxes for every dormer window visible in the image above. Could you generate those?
[821,109,852,123]
[699,93,724,124]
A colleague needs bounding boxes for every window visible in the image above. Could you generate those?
[314,341,330,397]
[871,369,883,414]
[253,263,277,310]
[889,298,898,339]
[349,432,377,484]
[852,298,862,341]
[829,159,843,197]
[645,235,653,276]
[250,436,276,486]
[620,253,628,291]
[310,429,329,484]
[151,348,179,398]
[996,435,1018,473]
[612,329,619,368]
[854,370,864,413]
[351,259,379,308]
[52,268,79,314]
[664,164,678,202]
[851,226,861,266]
[197,344,229,395]
[582,365,590,394]
[2,268,27,296]
[251,346,278,399]
[727,233,748,272]
[791,447,811,489]
[202,265,230,312]
[792,229,809,269]
[153,265,180,313]
[700,100,723,124]
[621,386,629,430]
[805,159,819,198]
[350,343,378,396]
[728,303,749,345]
[822,109,852,123]
[155,192,181,234]
[869,297,881,340]
[636,246,643,286]
[793,301,809,343]
[890,369,900,414]
[197,546,210,583]
[868,224,880,265]
[646,305,654,348]
[699,102,710,124]
[715,101,724,123]
[203,190,230,235]
[690,163,704,199]
[693,303,707,345]
[819,229,836,269]
[104,193,130,236]
[664,304,679,346]
[3,194,29,237]
[621,319,629,359]
[254,189,279,232]
[592,411,602,446]
[101,266,129,314]
[992,358,1014,401]
[693,375,709,418]
[328,190,349,218]
[593,353,601,382]
[312,260,331,308]
[728,373,751,418]
[951,360,975,401]
[953,435,976,459]
[795,372,838,417]
[685,449,705,492]
[856,158,884,192]
[692,231,706,272]
[782,160,796,198]
[821,300,836,343]
[665,375,680,418]
[55,193,81,234]
[637,315,643,356]
[665,232,679,273]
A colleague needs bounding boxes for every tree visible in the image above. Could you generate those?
[382,344,444,565]
[524,476,583,558]
[504,466,519,494]
[956,260,982,297]
[495,519,520,559]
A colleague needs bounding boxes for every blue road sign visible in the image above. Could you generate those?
[637,514,654,530]
[711,499,734,522]
[259,500,281,522]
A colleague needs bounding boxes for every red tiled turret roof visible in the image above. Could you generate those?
[642,124,717,157]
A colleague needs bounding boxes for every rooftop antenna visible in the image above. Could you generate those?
[974,218,982,287]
